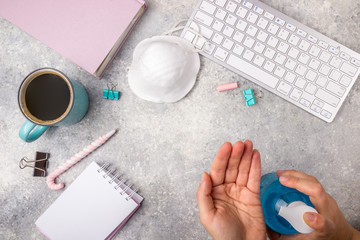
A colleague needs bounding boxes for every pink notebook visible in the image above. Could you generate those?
[0,0,146,78]
[35,161,143,240]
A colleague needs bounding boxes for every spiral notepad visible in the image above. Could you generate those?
[35,161,143,240]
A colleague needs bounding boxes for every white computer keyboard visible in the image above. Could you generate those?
[181,0,360,122]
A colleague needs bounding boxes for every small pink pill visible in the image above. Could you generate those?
[217,82,238,92]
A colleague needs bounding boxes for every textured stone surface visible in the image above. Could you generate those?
[0,0,360,239]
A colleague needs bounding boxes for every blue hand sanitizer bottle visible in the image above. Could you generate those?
[260,172,318,235]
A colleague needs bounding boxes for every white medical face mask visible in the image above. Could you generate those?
[128,22,204,103]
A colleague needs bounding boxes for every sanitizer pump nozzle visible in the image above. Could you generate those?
[260,173,318,235]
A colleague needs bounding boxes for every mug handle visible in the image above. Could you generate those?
[19,120,49,142]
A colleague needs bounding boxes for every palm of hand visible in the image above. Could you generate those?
[211,183,265,239]
[197,141,266,240]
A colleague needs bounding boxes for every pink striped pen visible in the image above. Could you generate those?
[46,129,117,190]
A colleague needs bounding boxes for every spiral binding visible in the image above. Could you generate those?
[98,163,139,201]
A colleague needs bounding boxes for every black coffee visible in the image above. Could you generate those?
[25,74,70,121]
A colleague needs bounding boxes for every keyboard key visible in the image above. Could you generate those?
[254,6,264,14]
[274,66,286,78]
[310,104,322,113]
[200,1,217,15]
[223,39,234,50]
[264,60,276,72]
[215,0,227,7]
[212,33,224,44]
[339,52,351,61]
[190,22,214,39]
[264,48,276,59]
[195,11,214,26]
[246,25,258,37]
[226,1,237,13]
[319,51,332,63]
[215,8,227,20]
[243,0,253,9]
[315,89,340,107]
[288,47,300,59]
[340,62,357,77]
[274,53,286,65]
[351,58,360,67]
[227,54,279,88]
[285,58,297,71]
[257,31,268,42]
[233,44,245,56]
[264,12,274,20]
[233,31,245,43]
[278,29,290,40]
[244,37,256,48]
[236,7,248,18]
[326,81,346,97]
[290,88,303,101]
[308,59,321,70]
[253,55,265,66]
[299,98,311,107]
[339,75,352,87]
[318,41,328,49]
[319,64,331,76]
[288,34,300,46]
[243,49,255,61]
[277,81,292,95]
[309,45,321,57]
[225,14,237,26]
[305,82,317,94]
[295,78,306,89]
[267,36,279,48]
[321,110,332,119]
[313,99,324,108]
[284,72,296,83]
[329,56,342,68]
[307,35,318,43]
[236,20,248,31]
[298,53,310,65]
[214,47,229,61]
[212,20,224,32]
[296,29,307,38]
[257,18,269,29]
[298,40,311,51]
[275,17,285,26]
[267,23,279,35]
[278,42,289,53]
[195,37,207,49]
[295,64,307,76]
[204,43,216,54]
[329,70,342,81]
[183,31,196,42]
[254,42,266,54]
[305,70,317,81]
[329,46,340,55]
[247,12,258,24]
[316,76,328,87]
[286,23,296,32]
[223,26,235,37]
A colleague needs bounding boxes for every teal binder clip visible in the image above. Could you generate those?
[243,88,256,106]
[103,83,120,100]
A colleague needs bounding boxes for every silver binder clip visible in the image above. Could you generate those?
[19,152,50,177]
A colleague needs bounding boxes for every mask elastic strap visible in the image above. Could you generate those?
[161,20,210,53]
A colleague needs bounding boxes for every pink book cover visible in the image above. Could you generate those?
[0,0,146,78]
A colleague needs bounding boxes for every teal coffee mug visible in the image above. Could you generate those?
[18,68,89,142]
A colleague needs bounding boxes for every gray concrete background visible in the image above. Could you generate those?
[0,0,359,239]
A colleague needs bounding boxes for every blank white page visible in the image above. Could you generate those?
[36,162,139,240]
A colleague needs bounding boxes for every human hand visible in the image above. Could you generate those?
[268,170,360,240]
[197,140,266,240]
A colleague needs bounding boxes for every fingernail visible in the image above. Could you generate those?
[304,212,316,222]
[279,176,288,182]
[201,172,207,183]
[277,170,286,175]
